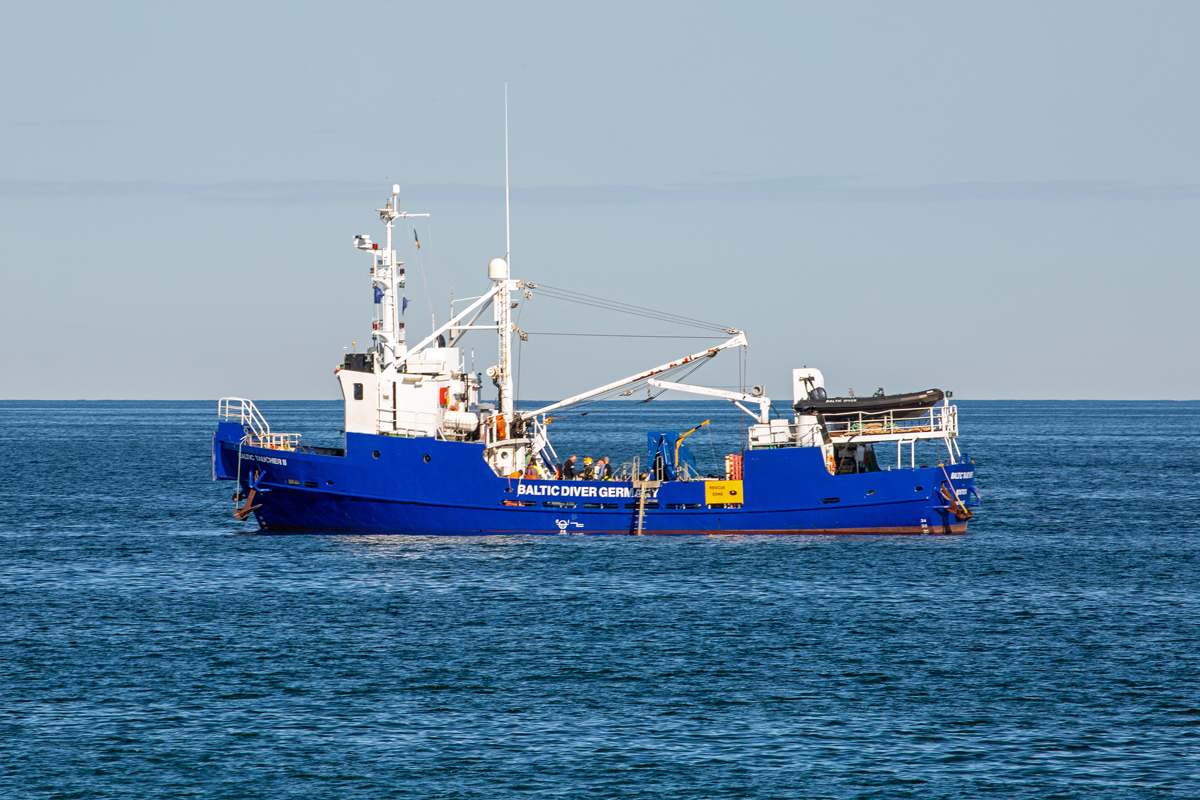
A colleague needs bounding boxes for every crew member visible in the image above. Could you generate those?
[563,455,578,480]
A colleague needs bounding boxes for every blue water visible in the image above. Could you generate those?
[2,400,1198,798]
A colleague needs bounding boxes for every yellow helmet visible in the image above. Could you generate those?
[584,457,593,464]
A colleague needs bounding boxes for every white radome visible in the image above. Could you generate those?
[488,258,509,280]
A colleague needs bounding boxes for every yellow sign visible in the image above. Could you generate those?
[705,480,744,505]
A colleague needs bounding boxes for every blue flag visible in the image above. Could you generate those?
[373,285,384,304]
[402,296,409,314]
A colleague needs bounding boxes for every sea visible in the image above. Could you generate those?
[2,399,1198,799]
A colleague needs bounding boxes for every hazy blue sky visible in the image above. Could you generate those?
[2,1,1198,400]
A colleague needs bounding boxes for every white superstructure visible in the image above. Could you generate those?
[329,184,961,480]
[338,186,486,441]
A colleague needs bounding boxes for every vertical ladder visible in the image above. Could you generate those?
[631,478,661,535]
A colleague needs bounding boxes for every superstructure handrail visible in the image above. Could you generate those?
[377,408,440,437]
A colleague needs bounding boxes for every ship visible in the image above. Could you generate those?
[211,185,979,535]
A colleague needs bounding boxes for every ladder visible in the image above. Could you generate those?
[631,478,661,535]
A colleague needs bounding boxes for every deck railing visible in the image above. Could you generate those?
[247,432,302,451]
[218,397,302,452]
[377,408,440,437]
[218,397,271,437]
[823,404,957,440]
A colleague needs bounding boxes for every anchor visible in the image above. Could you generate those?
[938,465,974,522]
[233,468,266,521]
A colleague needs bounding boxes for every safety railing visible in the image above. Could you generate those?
[219,397,270,438]
[246,432,302,451]
[823,405,958,441]
[378,408,440,437]
[219,397,302,452]
[608,456,640,482]
[748,420,822,449]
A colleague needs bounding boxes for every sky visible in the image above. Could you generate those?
[2,1,1198,400]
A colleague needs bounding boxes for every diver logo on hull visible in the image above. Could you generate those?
[555,518,584,533]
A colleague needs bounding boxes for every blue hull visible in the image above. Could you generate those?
[212,422,977,535]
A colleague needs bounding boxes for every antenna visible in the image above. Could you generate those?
[504,82,510,267]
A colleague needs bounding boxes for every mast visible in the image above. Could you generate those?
[357,186,427,368]
[493,260,513,423]
[505,82,511,269]
[494,84,515,426]
[379,186,402,365]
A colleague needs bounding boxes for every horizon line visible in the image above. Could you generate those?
[3,176,1199,205]
[2,398,1197,403]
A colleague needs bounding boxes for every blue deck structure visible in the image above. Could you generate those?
[213,422,977,535]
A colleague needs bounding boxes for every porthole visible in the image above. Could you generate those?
[914,485,924,491]
[372,450,381,459]
[423,454,431,463]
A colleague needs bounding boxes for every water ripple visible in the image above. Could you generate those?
[2,400,1199,798]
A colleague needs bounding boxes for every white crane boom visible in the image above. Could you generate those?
[647,379,771,423]
[518,332,748,421]
[386,284,500,372]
